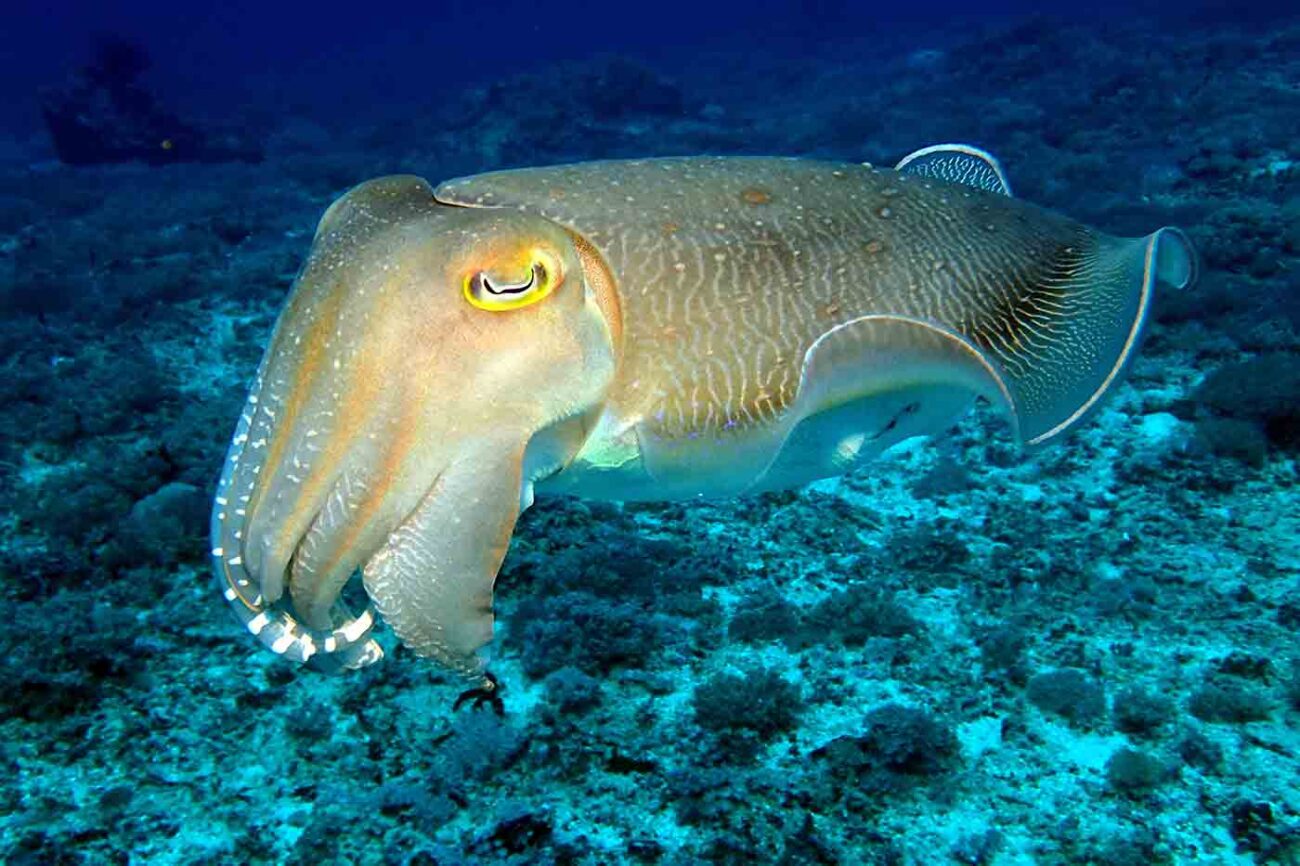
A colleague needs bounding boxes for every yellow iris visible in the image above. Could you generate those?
[463,249,560,312]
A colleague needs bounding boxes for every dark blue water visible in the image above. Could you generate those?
[1,2,1298,864]
[3,0,1276,134]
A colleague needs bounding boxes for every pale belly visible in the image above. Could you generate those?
[537,381,976,502]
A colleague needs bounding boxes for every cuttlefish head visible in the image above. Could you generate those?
[211,176,619,680]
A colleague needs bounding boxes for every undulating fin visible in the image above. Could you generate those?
[753,315,1014,492]
[895,143,1013,196]
[978,226,1196,446]
[1152,226,1198,290]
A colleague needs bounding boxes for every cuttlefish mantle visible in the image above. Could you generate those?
[210,146,1196,682]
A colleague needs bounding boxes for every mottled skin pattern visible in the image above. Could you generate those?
[212,150,1195,681]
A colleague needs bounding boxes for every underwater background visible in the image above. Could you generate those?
[2,1,1299,863]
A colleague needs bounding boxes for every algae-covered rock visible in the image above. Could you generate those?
[1193,354,1300,450]
[1026,668,1107,728]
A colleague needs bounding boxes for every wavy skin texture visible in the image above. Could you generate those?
[441,155,1194,499]
[215,151,1194,678]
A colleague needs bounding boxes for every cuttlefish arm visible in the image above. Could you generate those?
[211,175,618,679]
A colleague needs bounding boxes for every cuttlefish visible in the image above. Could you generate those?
[211,145,1195,683]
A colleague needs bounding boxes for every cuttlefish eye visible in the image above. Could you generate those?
[463,250,561,311]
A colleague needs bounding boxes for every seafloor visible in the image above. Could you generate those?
[2,14,1299,866]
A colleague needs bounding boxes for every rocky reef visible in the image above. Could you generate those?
[0,12,1298,866]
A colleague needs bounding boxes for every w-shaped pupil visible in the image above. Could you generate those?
[483,264,540,296]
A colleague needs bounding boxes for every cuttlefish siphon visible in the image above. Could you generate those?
[211,146,1196,683]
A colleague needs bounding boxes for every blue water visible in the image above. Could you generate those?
[1,3,1298,864]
